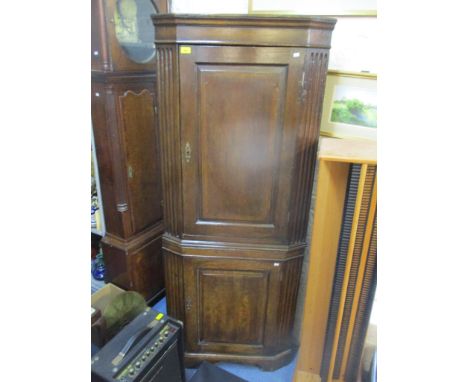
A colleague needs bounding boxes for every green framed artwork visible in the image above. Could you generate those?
[320,71,377,140]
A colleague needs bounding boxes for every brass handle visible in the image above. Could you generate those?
[184,142,191,163]
[116,203,128,212]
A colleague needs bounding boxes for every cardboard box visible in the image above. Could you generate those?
[91,283,126,347]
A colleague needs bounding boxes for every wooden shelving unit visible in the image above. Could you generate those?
[294,137,377,382]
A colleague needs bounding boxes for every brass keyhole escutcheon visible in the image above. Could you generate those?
[184,142,191,163]
[185,297,192,311]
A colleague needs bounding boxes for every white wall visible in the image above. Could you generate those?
[329,16,378,73]
[171,0,248,14]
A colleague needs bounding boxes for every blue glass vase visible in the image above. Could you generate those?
[92,252,106,281]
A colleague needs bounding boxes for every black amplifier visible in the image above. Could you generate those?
[91,308,185,382]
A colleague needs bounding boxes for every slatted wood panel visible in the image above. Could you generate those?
[320,164,361,381]
[332,166,376,378]
[155,45,183,237]
[322,164,377,382]
[345,215,377,381]
[293,138,377,382]
[290,50,329,244]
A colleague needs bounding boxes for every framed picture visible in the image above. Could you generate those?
[247,2,377,73]
[248,0,376,16]
[328,16,377,73]
[320,71,377,140]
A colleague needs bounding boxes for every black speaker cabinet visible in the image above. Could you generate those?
[91,308,185,382]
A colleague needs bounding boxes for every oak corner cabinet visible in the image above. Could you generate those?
[152,14,336,370]
[91,0,169,304]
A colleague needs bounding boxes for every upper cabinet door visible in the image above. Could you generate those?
[179,45,306,244]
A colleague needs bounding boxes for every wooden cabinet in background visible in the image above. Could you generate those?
[91,0,169,303]
[153,14,336,369]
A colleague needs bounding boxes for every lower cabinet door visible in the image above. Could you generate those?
[183,256,282,355]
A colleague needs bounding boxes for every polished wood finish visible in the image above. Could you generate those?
[100,223,165,304]
[92,0,166,302]
[92,76,162,239]
[294,137,377,382]
[153,14,335,48]
[179,45,304,243]
[153,14,335,369]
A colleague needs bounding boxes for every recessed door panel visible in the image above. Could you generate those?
[199,269,269,345]
[180,46,305,242]
[119,88,162,233]
[198,65,285,225]
[183,257,281,355]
